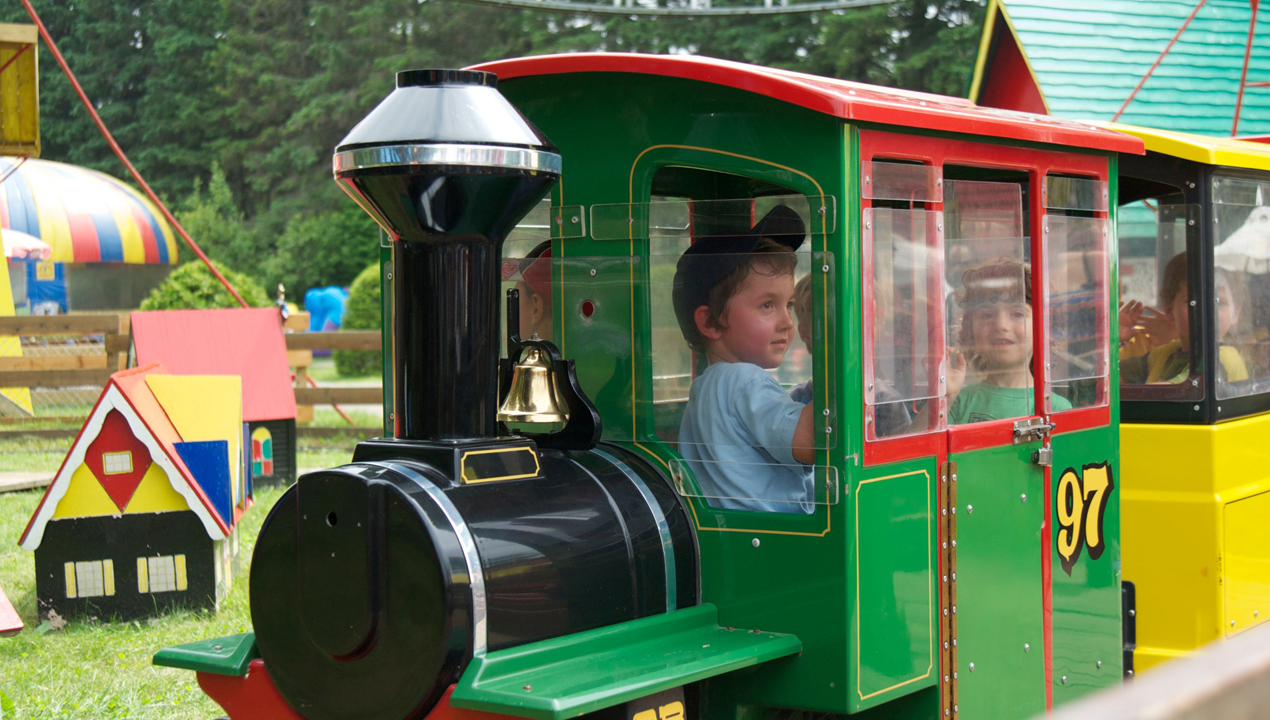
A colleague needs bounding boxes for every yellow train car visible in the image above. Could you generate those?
[1111,124,1270,672]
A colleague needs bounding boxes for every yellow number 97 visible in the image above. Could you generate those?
[1055,463,1114,576]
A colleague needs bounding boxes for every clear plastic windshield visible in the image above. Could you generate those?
[1116,194,1201,401]
[1211,175,1270,399]
[669,458,840,513]
[864,207,944,439]
[943,179,1034,425]
[1044,214,1110,410]
[495,251,835,457]
[590,194,835,241]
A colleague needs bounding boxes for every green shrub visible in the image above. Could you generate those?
[140,261,271,310]
[333,263,382,377]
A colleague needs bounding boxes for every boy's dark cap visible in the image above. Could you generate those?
[672,205,807,338]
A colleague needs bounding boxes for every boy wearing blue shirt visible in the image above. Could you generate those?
[672,206,816,514]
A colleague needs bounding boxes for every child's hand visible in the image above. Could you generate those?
[946,350,967,401]
[1137,306,1176,347]
[1119,300,1175,347]
[1119,300,1145,343]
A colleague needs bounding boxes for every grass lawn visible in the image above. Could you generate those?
[305,356,378,384]
[0,484,287,719]
[0,436,77,473]
[0,426,364,718]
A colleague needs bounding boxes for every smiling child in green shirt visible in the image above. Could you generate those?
[946,259,1070,424]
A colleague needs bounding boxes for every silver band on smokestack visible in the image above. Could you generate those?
[334,143,562,175]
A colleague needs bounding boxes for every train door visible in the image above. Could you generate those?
[940,166,1046,720]
[861,129,1119,719]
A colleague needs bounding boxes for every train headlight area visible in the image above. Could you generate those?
[152,55,1270,720]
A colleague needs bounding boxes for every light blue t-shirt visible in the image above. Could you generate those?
[678,362,813,514]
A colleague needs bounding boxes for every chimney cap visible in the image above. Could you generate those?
[396,69,497,89]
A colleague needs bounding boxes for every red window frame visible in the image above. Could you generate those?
[860,130,1111,467]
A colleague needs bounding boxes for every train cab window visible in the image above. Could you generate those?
[863,160,945,437]
[638,166,835,513]
[943,171,1038,424]
[1211,174,1270,399]
[1116,179,1201,400]
[1042,175,1110,411]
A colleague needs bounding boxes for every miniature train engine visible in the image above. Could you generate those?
[246,70,696,720]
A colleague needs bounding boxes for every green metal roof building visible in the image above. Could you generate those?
[970,0,1270,137]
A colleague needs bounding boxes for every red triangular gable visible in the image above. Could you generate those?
[18,363,232,549]
[130,308,296,422]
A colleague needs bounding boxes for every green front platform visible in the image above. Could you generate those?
[451,604,801,720]
[153,632,258,676]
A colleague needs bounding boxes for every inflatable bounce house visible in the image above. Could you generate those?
[2,157,179,314]
[18,364,248,621]
[131,308,297,485]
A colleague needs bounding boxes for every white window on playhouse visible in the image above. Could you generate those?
[63,559,115,598]
[102,451,133,475]
[137,555,187,594]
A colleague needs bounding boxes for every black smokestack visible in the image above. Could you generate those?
[333,69,560,441]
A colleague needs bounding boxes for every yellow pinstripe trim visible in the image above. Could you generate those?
[968,0,1002,102]
[855,469,934,700]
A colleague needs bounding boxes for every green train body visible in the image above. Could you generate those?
[158,54,1145,720]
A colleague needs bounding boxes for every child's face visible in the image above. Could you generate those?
[970,301,1032,371]
[706,267,797,368]
[1167,281,1239,346]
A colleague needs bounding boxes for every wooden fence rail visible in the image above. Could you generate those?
[0,312,384,421]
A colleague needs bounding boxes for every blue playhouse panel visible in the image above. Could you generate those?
[26,260,67,313]
[174,440,233,527]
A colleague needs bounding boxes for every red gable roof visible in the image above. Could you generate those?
[470,53,1143,155]
[18,363,231,548]
[130,309,296,422]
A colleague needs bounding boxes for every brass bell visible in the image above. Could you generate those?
[498,346,570,424]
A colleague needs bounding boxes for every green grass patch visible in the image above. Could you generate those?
[305,357,377,384]
[0,485,287,719]
[0,435,75,474]
[307,407,382,430]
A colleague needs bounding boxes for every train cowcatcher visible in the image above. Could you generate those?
[154,54,1145,720]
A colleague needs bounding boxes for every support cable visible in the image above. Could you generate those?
[18,0,248,307]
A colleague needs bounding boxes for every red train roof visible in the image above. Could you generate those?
[471,53,1143,155]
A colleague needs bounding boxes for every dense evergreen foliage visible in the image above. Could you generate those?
[9,0,984,298]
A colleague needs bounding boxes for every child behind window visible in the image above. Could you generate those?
[673,206,816,514]
[945,258,1070,424]
[1120,252,1248,385]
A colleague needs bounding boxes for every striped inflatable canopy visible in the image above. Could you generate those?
[0,157,178,265]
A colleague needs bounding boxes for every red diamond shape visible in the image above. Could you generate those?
[84,409,154,511]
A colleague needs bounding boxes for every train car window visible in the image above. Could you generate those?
[942,175,1037,424]
[1043,213,1110,410]
[1211,175,1270,399]
[863,160,945,439]
[1115,180,1201,401]
[621,166,836,513]
[1042,175,1109,411]
[864,204,943,438]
